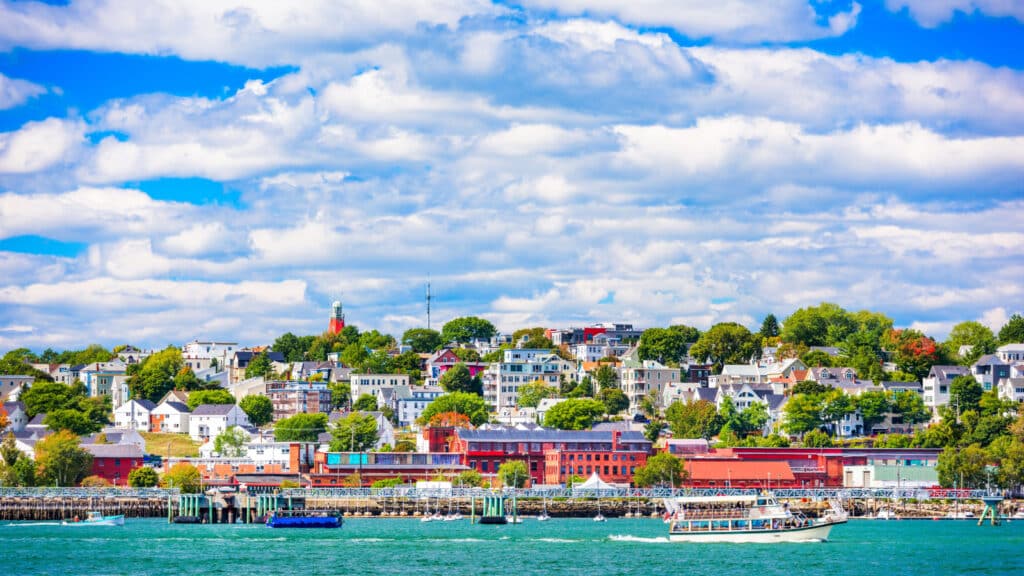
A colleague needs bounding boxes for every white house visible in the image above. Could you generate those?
[189,404,251,442]
[397,386,445,428]
[350,374,411,401]
[481,349,574,410]
[997,343,1024,363]
[922,365,970,413]
[0,375,33,402]
[114,399,156,432]
[617,358,680,415]
[151,400,191,434]
[2,401,28,432]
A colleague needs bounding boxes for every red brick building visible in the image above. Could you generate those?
[449,428,652,486]
[83,444,144,486]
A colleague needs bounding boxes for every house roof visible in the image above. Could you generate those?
[974,354,1008,367]
[233,351,285,365]
[191,404,237,416]
[160,401,191,413]
[3,401,25,413]
[695,388,717,402]
[128,399,157,410]
[27,414,46,426]
[685,459,795,482]
[928,365,970,383]
[83,443,144,458]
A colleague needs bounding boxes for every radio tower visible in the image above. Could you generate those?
[426,280,432,330]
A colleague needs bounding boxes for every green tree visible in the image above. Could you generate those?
[239,395,274,427]
[688,322,759,372]
[498,460,529,488]
[452,348,482,362]
[644,419,663,442]
[402,328,443,353]
[456,469,486,488]
[186,388,235,410]
[19,381,86,418]
[949,375,984,414]
[856,390,892,433]
[353,394,378,412]
[738,403,770,437]
[633,453,686,488]
[759,314,780,339]
[358,329,396,351]
[329,412,380,452]
[945,321,997,364]
[0,433,36,487]
[593,364,619,392]
[43,409,100,435]
[994,439,1024,491]
[998,313,1024,344]
[543,399,606,430]
[517,380,558,408]
[244,352,273,379]
[127,466,159,487]
[273,332,316,362]
[174,366,204,391]
[597,387,629,415]
[34,430,93,486]
[821,390,856,436]
[800,350,834,368]
[637,325,699,365]
[665,400,721,440]
[419,392,489,427]
[127,347,186,402]
[439,363,480,394]
[328,381,351,409]
[792,380,831,396]
[782,393,824,436]
[892,390,931,426]
[213,426,249,457]
[440,316,497,344]
[936,444,990,488]
[566,377,594,398]
[780,302,858,346]
[162,462,202,493]
[274,413,329,442]
[802,429,833,448]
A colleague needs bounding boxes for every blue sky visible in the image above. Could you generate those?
[0,0,1022,350]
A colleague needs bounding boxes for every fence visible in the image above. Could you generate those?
[0,487,178,499]
[281,487,994,500]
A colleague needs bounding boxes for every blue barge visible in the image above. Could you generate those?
[266,511,344,528]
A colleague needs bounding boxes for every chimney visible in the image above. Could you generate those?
[612,430,621,452]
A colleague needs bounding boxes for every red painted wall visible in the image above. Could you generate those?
[89,457,143,486]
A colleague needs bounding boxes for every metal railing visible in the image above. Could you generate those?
[282,487,992,500]
[0,487,179,498]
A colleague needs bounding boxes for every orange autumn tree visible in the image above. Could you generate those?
[0,406,8,431]
[427,412,473,429]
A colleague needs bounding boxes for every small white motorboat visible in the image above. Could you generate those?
[62,511,124,527]
[593,513,607,522]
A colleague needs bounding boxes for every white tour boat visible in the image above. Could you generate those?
[664,494,847,543]
[62,511,125,527]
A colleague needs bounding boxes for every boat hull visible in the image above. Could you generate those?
[668,521,841,543]
[266,516,343,529]
[62,515,125,527]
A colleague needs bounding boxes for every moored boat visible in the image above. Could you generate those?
[664,494,846,543]
[265,510,343,528]
[62,511,124,527]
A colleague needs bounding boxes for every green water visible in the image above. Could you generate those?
[2,518,1023,575]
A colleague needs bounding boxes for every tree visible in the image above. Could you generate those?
[239,395,273,427]
[994,439,1024,491]
[802,429,833,448]
[566,377,594,398]
[359,329,396,351]
[162,462,202,493]
[782,394,824,436]
[517,380,558,408]
[593,364,618,392]
[43,409,100,435]
[665,400,721,440]
[0,433,35,487]
[329,412,380,452]
[214,426,249,457]
[856,390,892,433]
[353,394,378,412]
[427,411,473,428]
[128,466,159,488]
[792,380,831,396]
[456,469,486,488]
[800,350,833,368]
[945,321,997,364]
[245,352,273,379]
[20,381,85,418]
[949,375,984,414]
[273,332,316,362]
[0,405,8,431]
[81,475,112,487]
[34,430,93,487]
[439,363,480,394]
[440,316,496,344]
[759,314,780,339]
[633,453,686,488]
[637,325,699,365]
[328,381,351,410]
[420,392,489,427]
[780,303,858,346]
[936,444,989,488]
[999,313,1024,344]
[451,348,482,362]
[127,347,185,402]
[186,388,235,410]
[892,390,931,426]
[597,387,629,415]
[401,328,443,353]
[688,322,759,372]
[498,460,528,487]
[883,328,945,380]
[543,399,606,430]
[821,390,856,436]
[738,403,770,437]
[274,413,328,442]
[644,419,663,442]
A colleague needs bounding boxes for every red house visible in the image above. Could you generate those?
[83,444,144,486]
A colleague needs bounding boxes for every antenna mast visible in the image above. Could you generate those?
[426,280,432,330]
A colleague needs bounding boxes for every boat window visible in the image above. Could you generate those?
[756,498,767,506]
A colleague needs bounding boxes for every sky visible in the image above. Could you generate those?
[0,0,1022,351]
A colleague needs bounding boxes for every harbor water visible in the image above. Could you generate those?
[2,517,1023,575]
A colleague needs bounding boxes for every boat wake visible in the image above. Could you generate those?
[608,535,671,544]
[5,522,62,527]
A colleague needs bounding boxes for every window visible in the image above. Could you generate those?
[481,461,488,472]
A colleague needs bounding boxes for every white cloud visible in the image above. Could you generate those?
[0,73,46,110]
[0,118,83,174]
[0,0,499,67]
[886,0,1024,27]
[517,0,861,42]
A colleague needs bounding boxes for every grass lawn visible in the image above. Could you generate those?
[140,431,201,458]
